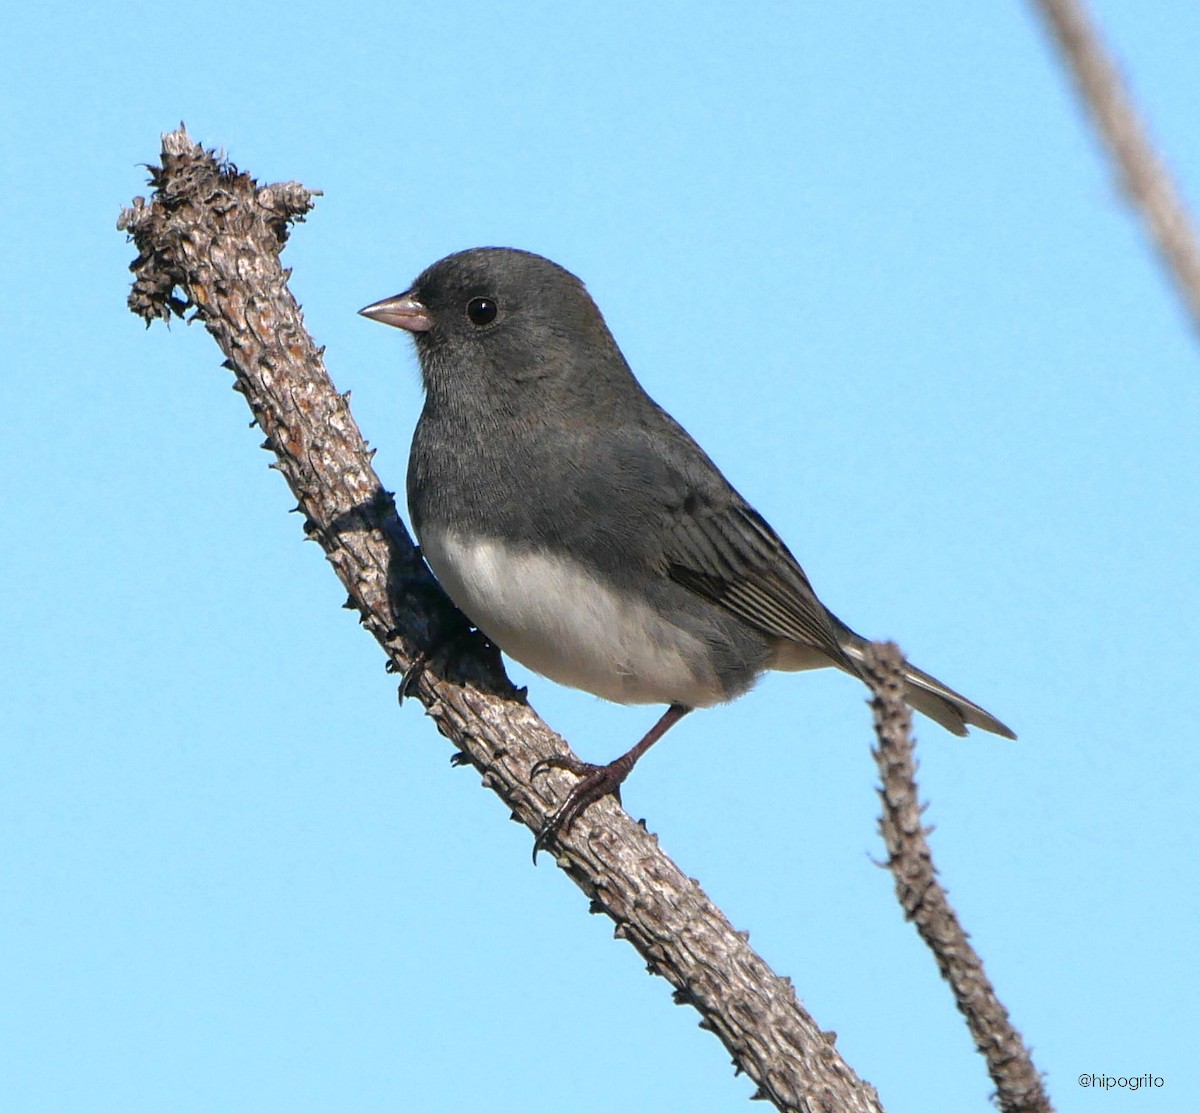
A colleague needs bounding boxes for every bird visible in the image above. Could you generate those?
[360,247,1014,859]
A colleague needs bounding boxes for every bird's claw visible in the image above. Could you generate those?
[530,758,626,864]
[530,752,590,781]
[397,649,430,704]
[396,623,488,706]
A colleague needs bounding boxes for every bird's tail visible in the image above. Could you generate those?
[834,620,1016,740]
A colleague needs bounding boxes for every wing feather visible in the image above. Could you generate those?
[664,501,850,668]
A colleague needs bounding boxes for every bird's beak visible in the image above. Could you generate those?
[358,291,434,332]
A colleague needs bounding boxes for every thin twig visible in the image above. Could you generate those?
[118,127,886,1113]
[861,643,1053,1113]
[1032,0,1200,338]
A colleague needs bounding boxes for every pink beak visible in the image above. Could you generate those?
[358,292,434,332]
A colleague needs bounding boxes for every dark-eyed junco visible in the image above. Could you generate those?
[361,247,1014,857]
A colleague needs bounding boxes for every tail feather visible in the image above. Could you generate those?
[893,656,1016,739]
[834,621,1016,740]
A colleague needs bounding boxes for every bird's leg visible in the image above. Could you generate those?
[530,703,693,862]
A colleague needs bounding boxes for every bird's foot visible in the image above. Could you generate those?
[397,624,491,705]
[528,704,693,864]
[529,754,630,863]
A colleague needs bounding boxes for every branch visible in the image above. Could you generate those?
[861,644,1053,1113]
[118,127,886,1113]
[1031,0,1200,339]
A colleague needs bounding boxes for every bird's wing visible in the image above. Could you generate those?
[661,487,851,670]
[557,410,851,669]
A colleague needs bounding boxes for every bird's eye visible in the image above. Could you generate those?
[466,296,498,326]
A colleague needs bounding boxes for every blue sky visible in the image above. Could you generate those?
[3,3,1198,1110]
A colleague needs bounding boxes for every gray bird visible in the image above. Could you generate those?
[360,247,1014,858]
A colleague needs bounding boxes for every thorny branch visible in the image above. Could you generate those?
[861,645,1052,1113]
[1032,0,1200,340]
[119,126,887,1113]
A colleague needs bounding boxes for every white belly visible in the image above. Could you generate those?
[419,527,722,707]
